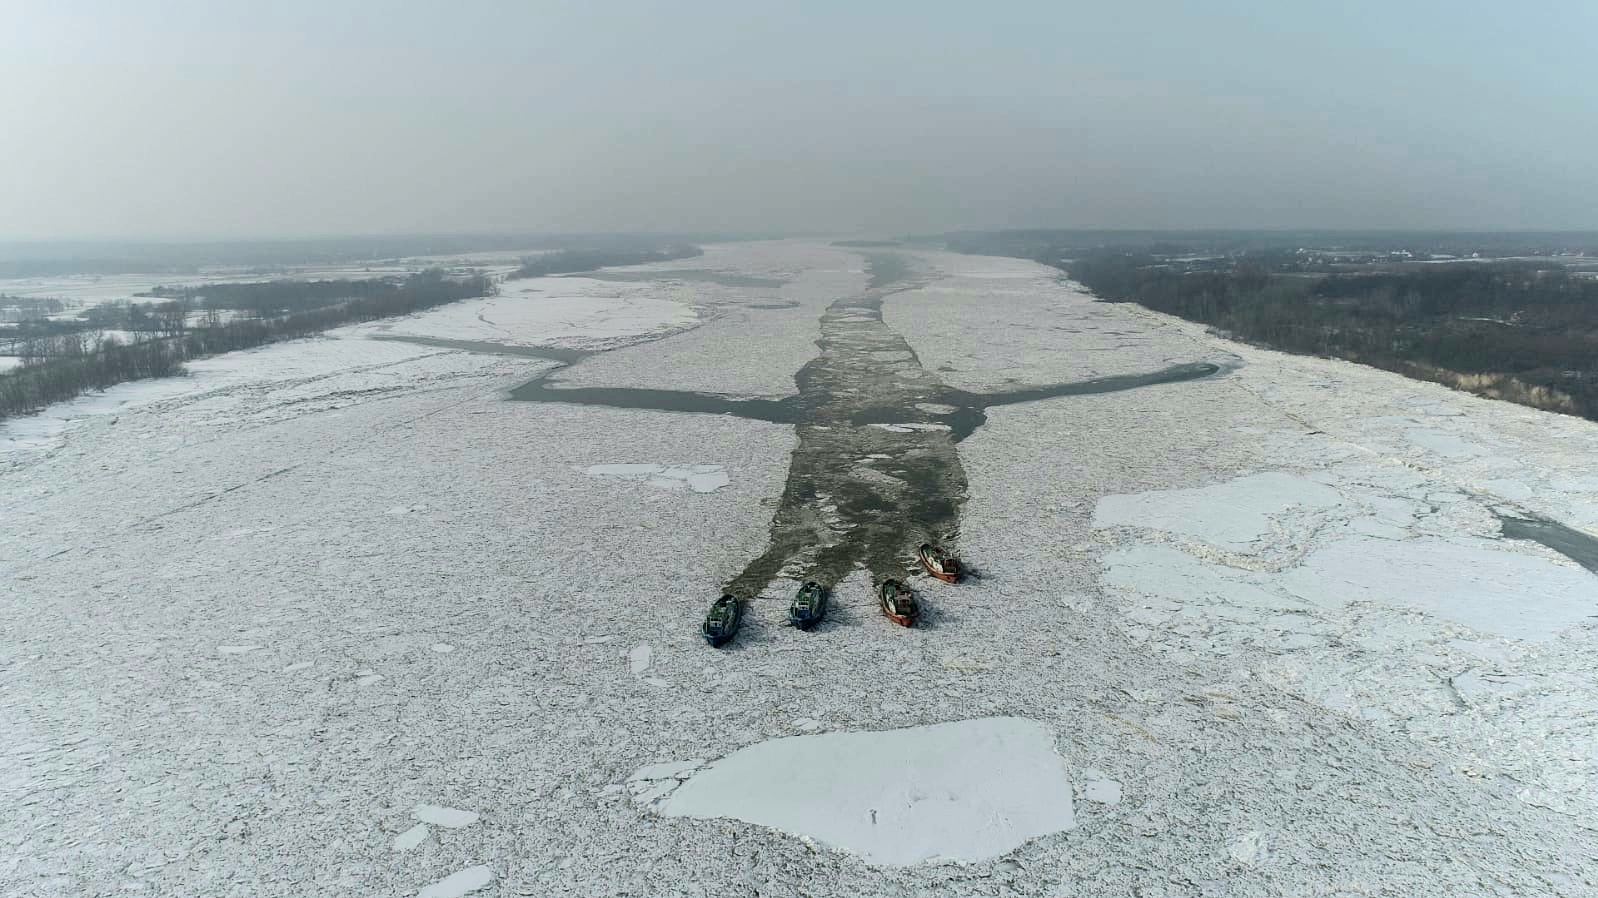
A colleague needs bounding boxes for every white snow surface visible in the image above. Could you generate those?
[415,865,494,898]
[355,275,698,351]
[392,823,430,851]
[654,717,1075,866]
[0,257,528,313]
[5,241,1598,896]
[1093,471,1344,551]
[627,643,653,676]
[1281,536,1598,641]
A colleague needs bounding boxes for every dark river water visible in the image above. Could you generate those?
[1496,513,1598,575]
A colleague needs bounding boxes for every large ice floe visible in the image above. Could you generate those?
[631,718,1075,866]
[1094,465,1598,818]
[1093,471,1343,551]
[1279,535,1598,642]
[357,275,698,351]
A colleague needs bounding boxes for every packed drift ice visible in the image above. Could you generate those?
[4,241,1598,898]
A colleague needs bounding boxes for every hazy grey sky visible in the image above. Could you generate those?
[4,0,1596,238]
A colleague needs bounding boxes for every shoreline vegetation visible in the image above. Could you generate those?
[0,234,726,278]
[0,271,493,423]
[507,245,702,280]
[1,241,706,425]
[947,231,1598,423]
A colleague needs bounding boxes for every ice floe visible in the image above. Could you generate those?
[1103,544,1312,616]
[639,717,1074,866]
[1228,831,1272,867]
[584,463,730,493]
[1405,428,1486,458]
[1278,536,1598,642]
[628,643,653,676]
[1103,516,1596,642]
[1077,769,1123,804]
[216,644,262,654]
[1094,458,1598,821]
[416,865,493,898]
[1093,471,1343,551]
[867,422,952,433]
[363,275,697,352]
[392,823,429,851]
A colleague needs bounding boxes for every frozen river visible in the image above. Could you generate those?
[3,241,1598,897]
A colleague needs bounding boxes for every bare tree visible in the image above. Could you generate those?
[156,300,189,337]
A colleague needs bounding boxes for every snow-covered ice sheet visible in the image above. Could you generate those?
[1,334,502,462]
[554,241,855,396]
[416,866,493,898]
[1280,535,1598,641]
[1093,471,1344,551]
[648,717,1075,866]
[356,275,698,351]
[1096,470,1597,639]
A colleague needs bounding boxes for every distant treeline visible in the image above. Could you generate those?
[944,229,1598,260]
[2,277,430,343]
[0,271,492,423]
[0,233,740,277]
[507,245,703,280]
[0,260,202,278]
[1068,253,1598,420]
[0,295,68,320]
[143,278,411,316]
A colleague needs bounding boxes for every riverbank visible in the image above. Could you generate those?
[0,272,494,423]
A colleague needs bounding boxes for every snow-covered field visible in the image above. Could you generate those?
[352,275,700,352]
[3,241,1597,897]
[0,257,527,315]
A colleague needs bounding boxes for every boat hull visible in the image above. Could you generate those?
[702,596,743,647]
[789,614,822,629]
[789,582,829,629]
[917,544,961,584]
[878,580,919,627]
